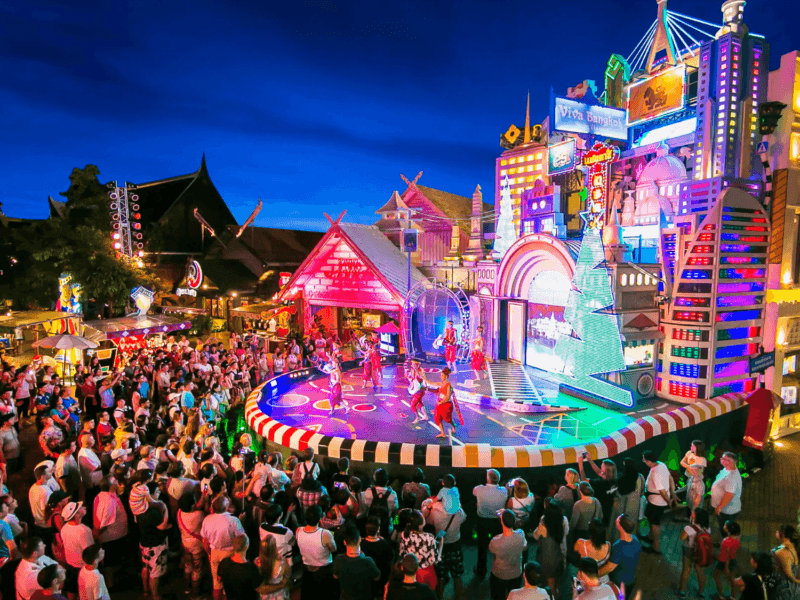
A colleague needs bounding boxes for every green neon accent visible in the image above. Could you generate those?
[554,229,633,407]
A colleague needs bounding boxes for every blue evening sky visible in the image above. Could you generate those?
[1,0,797,231]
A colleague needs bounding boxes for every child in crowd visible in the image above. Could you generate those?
[714,520,741,599]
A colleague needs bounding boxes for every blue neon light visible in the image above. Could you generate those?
[717,295,760,308]
[716,309,762,322]
[670,363,700,378]
[720,244,750,252]
[715,344,752,359]
[683,270,711,279]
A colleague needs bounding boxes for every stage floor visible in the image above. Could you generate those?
[257,363,664,447]
[245,363,748,468]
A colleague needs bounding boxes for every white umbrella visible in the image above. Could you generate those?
[32,335,98,381]
[32,334,99,350]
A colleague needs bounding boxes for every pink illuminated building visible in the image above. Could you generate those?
[276,216,424,343]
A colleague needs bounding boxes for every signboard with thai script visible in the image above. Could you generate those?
[627,65,686,126]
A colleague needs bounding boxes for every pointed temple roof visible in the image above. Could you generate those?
[407,185,493,235]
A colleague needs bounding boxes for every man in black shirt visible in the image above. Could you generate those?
[333,527,381,600]
[386,553,437,600]
[137,483,171,600]
[218,534,263,600]
[360,516,395,599]
[578,454,618,526]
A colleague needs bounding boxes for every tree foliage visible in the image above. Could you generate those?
[8,165,165,314]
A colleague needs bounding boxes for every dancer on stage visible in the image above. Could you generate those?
[423,367,464,444]
[407,360,428,425]
[443,319,458,373]
[370,340,383,387]
[470,326,488,381]
[361,342,381,389]
[326,359,349,416]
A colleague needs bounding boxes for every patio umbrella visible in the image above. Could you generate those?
[32,334,98,381]
[32,334,98,351]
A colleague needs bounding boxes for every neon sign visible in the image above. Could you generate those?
[186,260,203,289]
[582,142,619,230]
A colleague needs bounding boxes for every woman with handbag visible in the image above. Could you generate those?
[569,482,603,544]
[610,458,645,542]
[506,478,534,533]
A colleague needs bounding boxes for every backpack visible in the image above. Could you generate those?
[690,524,713,567]
[368,486,391,533]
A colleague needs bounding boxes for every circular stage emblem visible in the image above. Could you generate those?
[352,404,377,412]
[313,400,331,411]
[268,394,309,408]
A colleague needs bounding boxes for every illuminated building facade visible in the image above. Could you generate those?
[495,145,548,238]
[691,0,769,180]
[657,188,769,402]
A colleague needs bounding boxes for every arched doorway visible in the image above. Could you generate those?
[496,235,576,367]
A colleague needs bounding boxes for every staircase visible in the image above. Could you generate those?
[487,362,542,404]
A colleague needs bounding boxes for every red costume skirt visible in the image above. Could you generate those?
[411,389,425,412]
[329,383,342,408]
[362,361,372,380]
[470,350,486,371]
[435,401,454,426]
[445,345,456,363]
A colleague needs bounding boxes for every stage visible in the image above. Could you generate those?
[244,362,749,470]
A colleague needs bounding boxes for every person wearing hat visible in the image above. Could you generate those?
[61,502,93,598]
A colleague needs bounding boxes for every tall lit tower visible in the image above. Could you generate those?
[692,0,769,181]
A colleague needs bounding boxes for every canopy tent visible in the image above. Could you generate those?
[231,303,296,321]
[83,314,191,341]
[0,310,82,333]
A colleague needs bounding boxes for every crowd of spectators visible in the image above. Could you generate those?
[0,332,797,600]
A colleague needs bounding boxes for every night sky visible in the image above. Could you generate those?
[2,0,798,232]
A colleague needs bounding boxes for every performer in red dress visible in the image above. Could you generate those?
[369,341,382,387]
[424,367,464,444]
[407,360,428,425]
[327,359,349,416]
[470,326,488,381]
[361,344,374,389]
[443,320,457,373]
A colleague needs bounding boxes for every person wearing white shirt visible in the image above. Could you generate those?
[473,469,510,578]
[710,451,743,535]
[61,502,94,600]
[77,436,103,516]
[642,450,673,554]
[15,536,57,600]
[507,562,552,600]
[28,465,54,532]
[78,544,110,600]
[201,496,244,600]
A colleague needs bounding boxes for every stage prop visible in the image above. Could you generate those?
[404,278,470,364]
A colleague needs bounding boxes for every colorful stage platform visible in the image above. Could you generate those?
[244,363,749,469]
